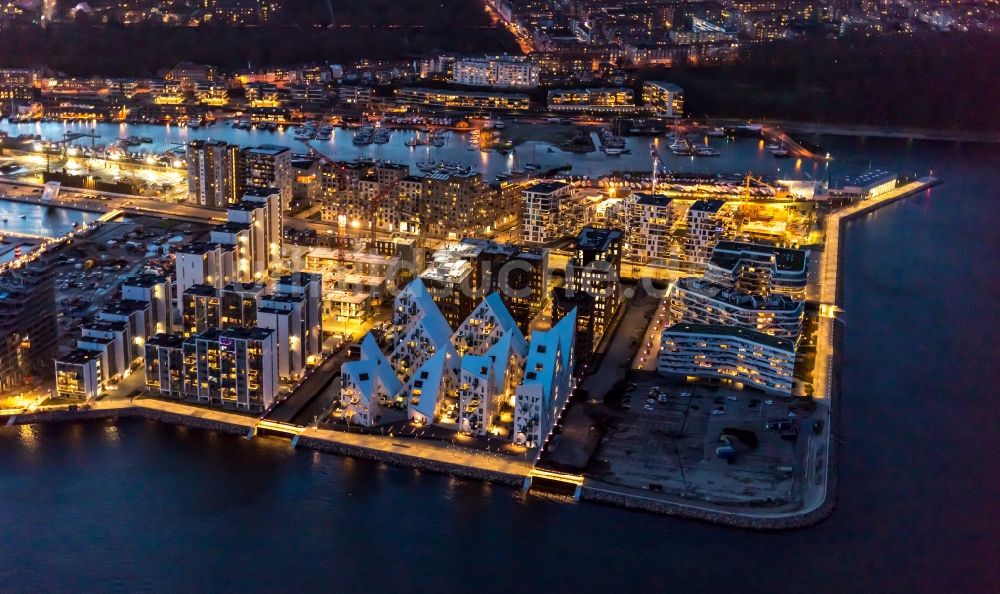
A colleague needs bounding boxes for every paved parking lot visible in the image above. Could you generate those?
[56,217,211,351]
[591,376,818,506]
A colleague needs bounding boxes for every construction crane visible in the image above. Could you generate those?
[42,130,101,173]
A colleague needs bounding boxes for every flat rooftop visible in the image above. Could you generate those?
[244,144,291,156]
[576,226,622,251]
[631,192,672,207]
[710,240,806,273]
[690,199,725,213]
[524,181,569,194]
[664,322,794,352]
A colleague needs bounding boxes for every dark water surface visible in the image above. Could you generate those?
[1,137,998,593]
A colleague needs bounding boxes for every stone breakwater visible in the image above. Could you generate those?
[294,436,525,487]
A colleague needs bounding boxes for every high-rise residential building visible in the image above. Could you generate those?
[627,193,676,263]
[243,145,292,210]
[121,273,173,335]
[225,199,271,280]
[0,253,58,390]
[180,284,222,336]
[420,171,493,238]
[388,279,454,384]
[210,222,253,282]
[144,333,186,399]
[78,320,132,381]
[685,199,728,267]
[658,323,795,398]
[402,343,460,426]
[338,283,576,442]
[454,294,528,436]
[564,227,623,344]
[668,277,805,344]
[182,327,278,412]
[257,293,306,379]
[186,140,243,208]
[420,242,482,328]
[459,238,549,332]
[641,81,685,117]
[521,181,571,245]
[551,287,596,360]
[175,242,235,294]
[220,282,265,328]
[242,187,283,272]
[277,273,323,362]
[97,300,153,349]
[705,241,809,299]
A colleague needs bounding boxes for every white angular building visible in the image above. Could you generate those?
[341,334,403,426]
[513,308,577,449]
[458,331,528,436]
[402,343,460,425]
[388,278,453,383]
[338,279,577,444]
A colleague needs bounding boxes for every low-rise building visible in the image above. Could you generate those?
[54,349,104,400]
[547,88,636,112]
[705,241,808,299]
[828,169,898,201]
[641,81,684,117]
[144,333,186,399]
[658,323,795,397]
[394,87,530,111]
[668,277,804,344]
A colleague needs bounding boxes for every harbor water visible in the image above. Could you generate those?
[3,120,878,182]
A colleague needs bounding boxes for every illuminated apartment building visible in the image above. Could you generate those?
[668,277,805,344]
[704,240,808,299]
[175,242,236,294]
[181,284,222,336]
[521,180,570,246]
[54,349,103,400]
[658,323,795,398]
[243,145,292,209]
[394,87,531,111]
[340,333,403,427]
[641,81,684,117]
[144,333,186,399]
[564,227,623,342]
[685,199,728,267]
[182,327,278,412]
[121,273,173,335]
[547,88,636,112]
[187,140,243,208]
[626,193,677,263]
